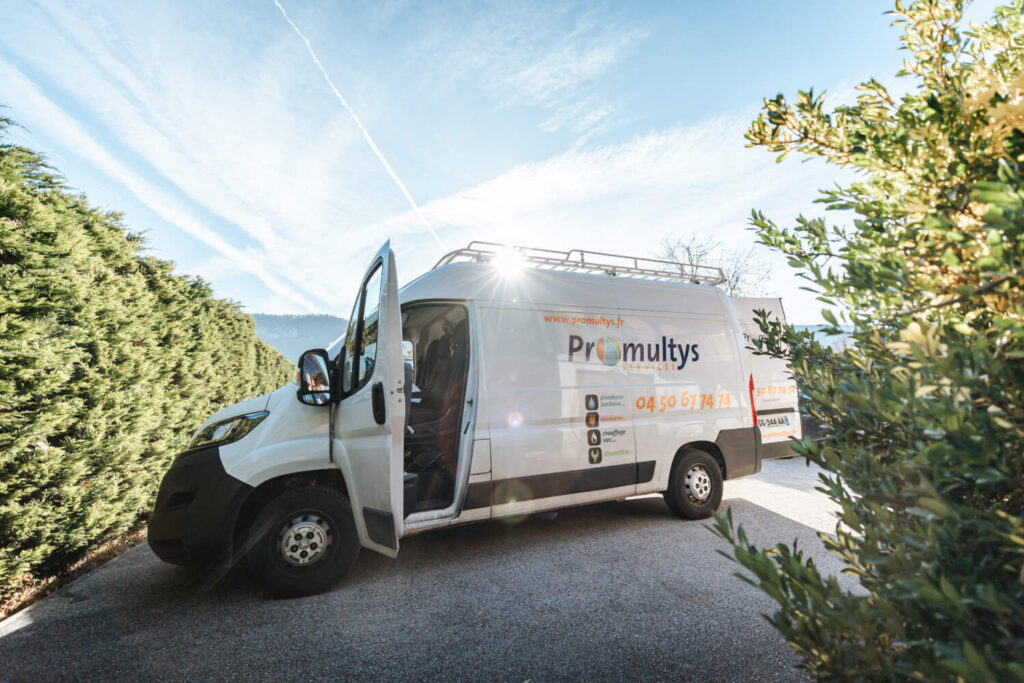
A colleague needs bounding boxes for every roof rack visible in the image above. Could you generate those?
[433,241,727,285]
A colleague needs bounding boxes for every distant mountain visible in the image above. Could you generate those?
[794,324,854,350]
[251,314,348,364]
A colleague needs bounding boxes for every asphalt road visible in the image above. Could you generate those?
[0,459,854,681]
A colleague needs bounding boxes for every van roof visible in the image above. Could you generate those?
[399,260,728,318]
[434,241,726,285]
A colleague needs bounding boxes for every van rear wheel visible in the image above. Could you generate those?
[245,486,360,596]
[664,450,723,520]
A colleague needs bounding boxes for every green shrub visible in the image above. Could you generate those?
[0,117,293,601]
[713,1,1024,679]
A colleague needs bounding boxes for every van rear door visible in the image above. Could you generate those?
[333,241,405,557]
[730,297,802,456]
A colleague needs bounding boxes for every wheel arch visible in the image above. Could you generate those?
[671,441,726,480]
[232,469,349,551]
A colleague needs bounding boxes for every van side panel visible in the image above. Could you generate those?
[620,290,753,490]
[400,265,763,521]
[479,303,638,515]
[730,296,802,458]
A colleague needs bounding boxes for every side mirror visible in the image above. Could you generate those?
[296,349,332,406]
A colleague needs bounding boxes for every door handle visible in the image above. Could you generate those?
[372,381,386,425]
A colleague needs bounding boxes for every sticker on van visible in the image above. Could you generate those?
[568,334,700,370]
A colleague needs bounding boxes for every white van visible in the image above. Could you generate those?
[730,297,802,458]
[148,241,796,595]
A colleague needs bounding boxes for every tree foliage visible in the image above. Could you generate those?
[0,117,293,602]
[713,1,1024,678]
[658,233,771,296]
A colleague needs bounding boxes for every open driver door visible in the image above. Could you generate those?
[332,240,406,557]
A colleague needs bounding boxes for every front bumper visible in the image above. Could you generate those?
[147,446,253,566]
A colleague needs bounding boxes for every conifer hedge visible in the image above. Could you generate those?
[0,116,293,602]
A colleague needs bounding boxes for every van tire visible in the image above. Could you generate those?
[245,486,360,596]
[664,450,723,520]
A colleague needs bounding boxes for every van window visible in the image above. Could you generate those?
[340,317,359,395]
[340,262,383,394]
[358,265,383,386]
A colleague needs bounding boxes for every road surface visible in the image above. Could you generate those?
[0,458,851,681]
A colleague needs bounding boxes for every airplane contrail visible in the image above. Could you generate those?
[273,0,445,250]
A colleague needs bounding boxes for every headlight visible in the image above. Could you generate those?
[182,411,270,456]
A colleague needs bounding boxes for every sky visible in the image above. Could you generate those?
[0,1,1002,323]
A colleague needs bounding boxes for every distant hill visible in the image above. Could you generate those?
[251,314,348,363]
[794,324,854,350]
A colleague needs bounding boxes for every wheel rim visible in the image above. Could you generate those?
[685,464,713,503]
[277,513,332,567]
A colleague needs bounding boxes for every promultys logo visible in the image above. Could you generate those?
[595,336,620,366]
[568,335,699,370]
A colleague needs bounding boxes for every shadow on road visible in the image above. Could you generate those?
[1,496,820,681]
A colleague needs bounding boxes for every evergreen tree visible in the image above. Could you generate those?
[0,116,293,601]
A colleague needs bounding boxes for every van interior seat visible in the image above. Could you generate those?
[402,305,470,512]
[423,333,452,402]
[438,320,468,472]
[418,338,440,389]
[403,361,414,433]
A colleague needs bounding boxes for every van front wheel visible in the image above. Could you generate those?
[664,450,723,520]
[245,486,360,596]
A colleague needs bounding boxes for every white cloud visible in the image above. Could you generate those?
[273,0,444,250]
[504,23,646,107]
[9,0,421,312]
[369,112,842,323]
[0,58,320,311]
[503,21,646,140]
[540,100,615,148]
[4,2,849,323]
[418,4,647,142]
